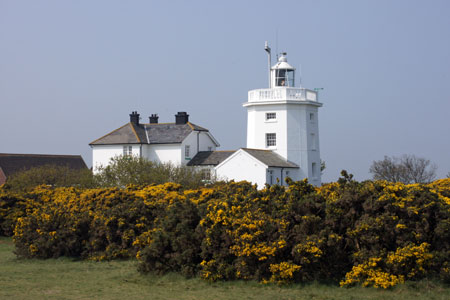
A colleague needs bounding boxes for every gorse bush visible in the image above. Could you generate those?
[1,174,450,288]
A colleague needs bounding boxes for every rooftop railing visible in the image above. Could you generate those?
[248,88,318,102]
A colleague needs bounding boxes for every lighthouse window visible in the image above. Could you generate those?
[275,69,295,87]
[266,133,276,147]
[266,112,276,120]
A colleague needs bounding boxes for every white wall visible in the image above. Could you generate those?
[92,144,140,173]
[144,144,182,165]
[215,150,268,188]
[181,131,217,165]
[247,104,288,159]
[266,167,298,186]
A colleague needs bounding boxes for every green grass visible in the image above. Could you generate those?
[0,237,448,300]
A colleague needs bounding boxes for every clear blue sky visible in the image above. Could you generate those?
[1,0,449,182]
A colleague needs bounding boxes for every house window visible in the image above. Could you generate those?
[208,146,212,151]
[201,169,211,181]
[185,145,190,158]
[266,133,276,147]
[266,112,276,121]
[269,170,273,185]
[123,146,132,156]
[310,113,315,121]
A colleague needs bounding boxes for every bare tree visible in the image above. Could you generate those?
[369,154,437,184]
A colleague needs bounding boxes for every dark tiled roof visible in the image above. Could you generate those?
[241,148,299,168]
[90,123,141,145]
[90,122,209,145]
[187,151,236,166]
[0,153,88,177]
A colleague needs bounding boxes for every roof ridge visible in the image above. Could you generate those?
[129,122,142,143]
[186,122,195,130]
[141,122,176,125]
[188,122,209,131]
[242,148,271,152]
[0,153,83,158]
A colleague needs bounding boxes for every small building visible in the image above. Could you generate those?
[188,148,298,187]
[0,153,88,185]
[89,112,219,172]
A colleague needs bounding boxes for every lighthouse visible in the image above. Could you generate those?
[243,43,323,185]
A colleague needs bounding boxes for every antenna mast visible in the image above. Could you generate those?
[299,64,302,87]
[264,41,271,88]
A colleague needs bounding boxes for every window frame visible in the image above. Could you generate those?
[266,133,276,147]
[123,145,132,156]
[265,112,277,122]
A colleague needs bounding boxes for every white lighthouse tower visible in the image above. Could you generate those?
[243,43,323,185]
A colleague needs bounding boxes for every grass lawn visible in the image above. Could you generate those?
[0,237,449,300]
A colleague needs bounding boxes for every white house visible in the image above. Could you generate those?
[89,112,219,172]
[90,44,323,186]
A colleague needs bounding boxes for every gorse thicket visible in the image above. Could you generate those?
[1,173,449,288]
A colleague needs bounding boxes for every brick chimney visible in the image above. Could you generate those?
[175,112,189,125]
[149,114,159,124]
[130,111,140,125]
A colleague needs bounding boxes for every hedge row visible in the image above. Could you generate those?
[1,175,449,287]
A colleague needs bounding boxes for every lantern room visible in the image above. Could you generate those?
[271,53,295,88]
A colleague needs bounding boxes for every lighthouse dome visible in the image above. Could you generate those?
[272,52,295,70]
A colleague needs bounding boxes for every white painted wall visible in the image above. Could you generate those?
[92,144,140,173]
[286,104,321,185]
[246,104,288,159]
[144,144,182,165]
[215,150,268,188]
[266,167,298,186]
[181,131,217,165]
